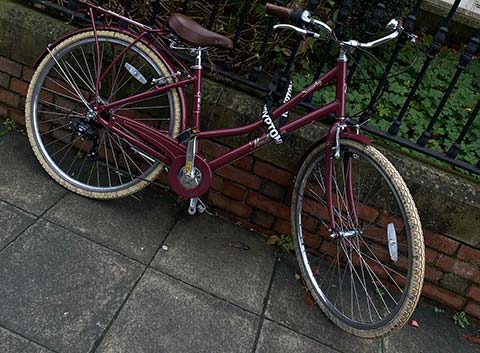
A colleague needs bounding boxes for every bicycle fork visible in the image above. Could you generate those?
[325,121,359,237]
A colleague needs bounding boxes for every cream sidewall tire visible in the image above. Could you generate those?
[26,30,181,199]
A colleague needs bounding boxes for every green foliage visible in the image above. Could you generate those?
[292,36,480,173]
[49,1,479,173]
[453,311,470,329]
[0,118,16,137]
[277,234,295,252]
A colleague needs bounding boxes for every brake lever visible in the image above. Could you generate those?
[273,24,320,38]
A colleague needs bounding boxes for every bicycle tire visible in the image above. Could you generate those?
[26,30,182,199]
[291,139,424,338]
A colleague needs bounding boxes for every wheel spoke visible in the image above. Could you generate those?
[292,141,423,336]
[28,31,179,196]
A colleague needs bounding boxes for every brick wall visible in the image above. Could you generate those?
[1,54,479,322]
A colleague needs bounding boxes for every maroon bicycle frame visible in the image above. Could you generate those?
[71,1,371,231]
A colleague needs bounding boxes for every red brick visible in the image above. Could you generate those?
[301,196,329,221]
[362,225,388,244]
[421,282,465,310]
[423,229,459,255]
[210,174,223,191]
[215,209,235,222]
[457,245,480,267]
[247,191,290,220]
[253,161,292,187]
[223,181,246,201]
[300,214,317,232]
[233,156,253,171]
[424,266,443,282]
[8,108,25,125]
[22,67,35,81]
[436,255,480,283]
[357,202,379,223]
[467,285,480,302]
[38,89,54,103]
[303,232,323,249]
[200,139,229,157]
[0,57,22,77]
[9,79,28,97]
[464,301,480,320]
[0,88,19,107]
[215,165,262,190]
[425,247,440,264]
[45,79,84,102]
[252,210,275,229]
[207,191,251,218]
[377,214,404,230]
[261,180,287,201]
[273,219,291,235]
[0,104,7,117]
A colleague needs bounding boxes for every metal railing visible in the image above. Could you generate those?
[26,0,480,175]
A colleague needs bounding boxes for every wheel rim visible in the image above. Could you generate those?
[295,144,414,330]
[30,34,177,193]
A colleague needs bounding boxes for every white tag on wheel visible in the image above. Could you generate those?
[125,63,147,84]
[387,223,398,262]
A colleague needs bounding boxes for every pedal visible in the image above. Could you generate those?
[188,197,207,215]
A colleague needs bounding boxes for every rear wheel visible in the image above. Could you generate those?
[26,30,182,199]
[291,139,424,338]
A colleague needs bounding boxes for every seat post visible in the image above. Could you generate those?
[192,47,203,129]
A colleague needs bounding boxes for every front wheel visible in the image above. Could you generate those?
[26,30,182,199]
[291,139,424,338]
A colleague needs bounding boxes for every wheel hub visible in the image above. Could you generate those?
[69,118,99,141]
[331,228,361,239]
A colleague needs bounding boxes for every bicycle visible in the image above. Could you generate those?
[25,0,425,338]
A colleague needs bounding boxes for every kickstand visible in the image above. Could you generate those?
[188,197,207,215]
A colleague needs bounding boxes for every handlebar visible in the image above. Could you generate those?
[265,3,294,19]
[266,3,407,49]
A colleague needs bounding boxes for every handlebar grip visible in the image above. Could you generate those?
[265,3,293,19]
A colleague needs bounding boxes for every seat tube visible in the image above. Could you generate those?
[192,48,203,129]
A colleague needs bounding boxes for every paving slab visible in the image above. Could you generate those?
[265,259,382,353]
[0,326,54,353]
[96,268,259,353]
[383,301,480,353]
[0,132,66,215]
[0,220,144,353]
[255,319,337,353]
[151,215,276,314]
[44,190,177,263]
[0,200,35,250]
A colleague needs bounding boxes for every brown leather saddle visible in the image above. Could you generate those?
[168,13,234,50]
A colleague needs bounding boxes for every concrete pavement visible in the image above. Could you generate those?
[0,131,478,353]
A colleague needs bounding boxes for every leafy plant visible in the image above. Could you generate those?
[0,118,16,137]
[453,311,470,329]
[277,234,295,252]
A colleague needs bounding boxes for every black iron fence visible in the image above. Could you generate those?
[26,0,480,176]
